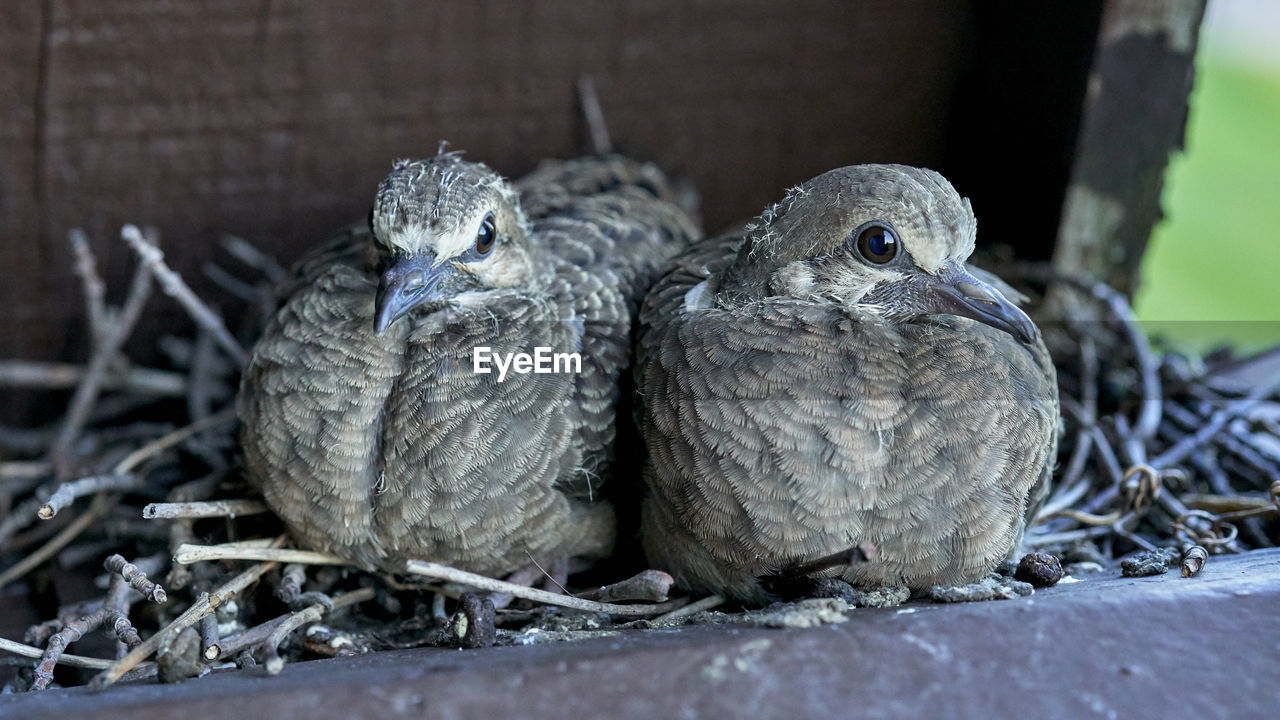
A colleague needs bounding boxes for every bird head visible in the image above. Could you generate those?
[719,164,1036,344]
[368,151,536,334]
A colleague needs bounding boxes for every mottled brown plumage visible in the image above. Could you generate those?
[238,150,698,576]
[637,164,1058,603]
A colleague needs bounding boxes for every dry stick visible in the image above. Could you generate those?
[121,224,249,366]
[263,604,324,675]
[144,499,269,520]
[1153,371,1280,470]
[0,636,155,671]
[199,610,221,662]
[1090,282,1162,456]
[1025,522,1117,549]
[0,497,44,547]
[51,258,153,473]
[104,553,167,603]
[577,75,613,155]
[38,474,139,520]
[0,413,236,589]
[0,360,187,396]
[220,234,287,285]
[88,536,287,691]
[1037,334,1099,524]
[30,608,108,690]
[0,460,51,479]
[114,408,237,476]
[103,574,142,656]
[68,228,108,350]
[651,594,726,624]
[174,544,352,566]
[218,587,374,662]
[405,560,692,617]
[0,494,113,589]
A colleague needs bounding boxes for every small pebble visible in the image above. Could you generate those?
[1014,551,1064,588]
[1120,548,1180,577]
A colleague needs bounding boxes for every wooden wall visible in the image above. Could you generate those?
[2,0,1204,421]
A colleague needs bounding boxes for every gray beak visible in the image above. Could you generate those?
[928,264,1037,345]
[374,253,451,335]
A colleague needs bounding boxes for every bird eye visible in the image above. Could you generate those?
[475,212,497,255]
[855,224,898,264]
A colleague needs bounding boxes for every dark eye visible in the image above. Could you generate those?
[855,224,898,264]
[475,212,497,255]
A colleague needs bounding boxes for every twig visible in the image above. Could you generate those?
[1090,282,1161,454]
[38,474,140,520]
[1025,523,1117,548]
[88,536,286,690]
[0,494,114,589]
[0,636,154,671]
[1152,371,1280,469]
[174,544,353,566]
[651,595,726,623]
[104,553,167,603]
[0,496,43,547]
[0,360,187,396]
[1181,545,1209,577]
[31,608,108,690]
[263,604,325,675]
[220,234,287,285]
[68,228,107,350]
[0,460,51,480]
[51,258,153,474]
[219,587,373,662]
[405,560,691,616]
[199,609,221,662]
[112,408,237,475]
[121,224,248,366]
[103,574,142,656]
[143,499,268,520]
[576,75,613,155]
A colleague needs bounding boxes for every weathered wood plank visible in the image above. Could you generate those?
[1054,0,1208,295]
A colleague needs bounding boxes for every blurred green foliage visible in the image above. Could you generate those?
[1135,55,1280,352]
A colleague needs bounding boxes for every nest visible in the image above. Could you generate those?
[1,228,1277,691]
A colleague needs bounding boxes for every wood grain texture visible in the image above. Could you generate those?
[0,1,1201,426]
[1,1,969,378]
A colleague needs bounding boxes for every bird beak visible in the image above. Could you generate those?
[927,264,1037,345]
[374,253,451,335]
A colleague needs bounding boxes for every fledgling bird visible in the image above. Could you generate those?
[637,164,1059,603]
[238,150,699,577]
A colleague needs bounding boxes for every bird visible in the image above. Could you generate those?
[237,148,699,578]
[636,164,1059,603]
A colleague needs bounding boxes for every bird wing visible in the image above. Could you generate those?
[238,258,401,567]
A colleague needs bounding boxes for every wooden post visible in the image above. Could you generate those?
[1053,0,1207,297]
